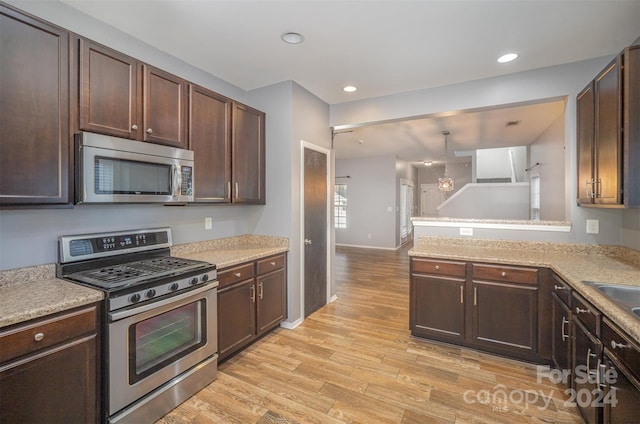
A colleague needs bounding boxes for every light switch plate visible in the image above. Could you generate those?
[586,219,599,234]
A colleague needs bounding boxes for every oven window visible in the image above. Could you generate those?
[129,301,206,383]
[95,156,172,195]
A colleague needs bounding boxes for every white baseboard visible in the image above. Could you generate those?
[336,243,396,251]
[329,294,338,303]
[280,317,303,330]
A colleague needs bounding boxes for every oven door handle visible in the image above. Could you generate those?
[109,282,217,322]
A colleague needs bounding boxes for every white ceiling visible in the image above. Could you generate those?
[60,0,638,162]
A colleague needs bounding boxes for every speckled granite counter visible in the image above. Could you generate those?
[0,264,104,329]
[171,234,289,269]
[0,235,288,330]
[409,236,640,343]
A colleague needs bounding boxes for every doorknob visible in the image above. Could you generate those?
[304,238,312,245]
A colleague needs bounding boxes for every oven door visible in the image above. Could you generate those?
[108,283,217,416]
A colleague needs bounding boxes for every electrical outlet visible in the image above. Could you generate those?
[460,227,473,236]
[586,219,599,234]
[204,217,212,230]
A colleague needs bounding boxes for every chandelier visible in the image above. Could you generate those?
[438,130,454,192]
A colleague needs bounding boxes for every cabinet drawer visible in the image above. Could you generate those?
[572,292,600,335]
[601,317,640,381]
[0,305,97,364]
[551,273,571,306]
[411,258,466,277]
[472,263,538,285]
[218,262,255,288]
[257,254,286,275]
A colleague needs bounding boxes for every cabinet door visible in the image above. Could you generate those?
[573,319,603,424]
[0,6,70,205]
[231,103,265,204]
[551,293,572,375]
[577,82,595,204]
[79,39,140,139]
[472,280,538,355]
[603,354,640,424]
[189,84,232,202]
[0,336,98,423]
[218,279,255,360]
[594,58,622,205]
[257,268,286,334]
[410,275,465,341]
[143,65,188,148]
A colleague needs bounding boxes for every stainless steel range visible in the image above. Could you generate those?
[57,228,218,424]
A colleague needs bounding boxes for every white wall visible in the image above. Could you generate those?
[529,113,566,221]
[331,57,629,245]
[335,156,397,249]
[395,159,419,246]
[437,183,530,220]
[476,146,527,182]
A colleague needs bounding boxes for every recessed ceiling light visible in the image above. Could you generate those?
[343,85,357,93]
[281,32,304,44]
[497,53,518,63]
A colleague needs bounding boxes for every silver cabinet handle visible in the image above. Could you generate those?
[501,271,507,277]
[611,340,630,349]
[235,182,239,198]
[234,272,242,278]
[598,362,607,389]
[270,261,276,266]
[595,178,602,198]
[227,182,231,199]
[460,285,464,304]
[554,285,566,291]
[586,348,595,375]
[435,265,440,270]
[473,287,478,306]
[575,307,589,314]
[34,332,44,342]
[250,284,255,302]
[146,128,153,134]
[259,281,264,300]
[304,238,312,246]
[561,317,569,341]
[131,124,138,130]
[586,179,594,198]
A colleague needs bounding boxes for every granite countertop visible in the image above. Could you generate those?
[171,234,289,268]
[409,236,640,343]
[0,235,289,329]
[0,264,104,329]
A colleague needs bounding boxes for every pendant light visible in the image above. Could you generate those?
[438,130,454,192]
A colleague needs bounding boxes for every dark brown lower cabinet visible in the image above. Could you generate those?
[218,253,287,361]
[411,274,465,341]
[410,257,545,362]
[0,304,100,423]
[572,318,603,424]
[551,292,572,374]
[217,278,256,359]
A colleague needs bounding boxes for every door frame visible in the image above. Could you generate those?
[300,140,332,319]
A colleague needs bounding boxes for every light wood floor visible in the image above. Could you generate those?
[157,245,584,424]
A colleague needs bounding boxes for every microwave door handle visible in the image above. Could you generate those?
[171,164,182,197]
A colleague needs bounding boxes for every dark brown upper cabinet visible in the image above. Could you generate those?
[0,4,71,206]
[577,45,640,207]
[78,38,187,148]
[188,84,232,203]
[232,102,265,204]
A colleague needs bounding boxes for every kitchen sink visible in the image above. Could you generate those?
[584,282,640,320]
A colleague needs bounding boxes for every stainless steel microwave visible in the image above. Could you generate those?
[75,132,194,204]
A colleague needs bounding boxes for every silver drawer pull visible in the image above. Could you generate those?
[501,271,507,277]
[270,261,276,266]
[611,340,630,349]
[554,285,566,291]
[234,272,242,278]
[34,332,44,342]
[575,307,589,314]
[131,124,138,130]
[146,128,153,134]
[435,265,440,270]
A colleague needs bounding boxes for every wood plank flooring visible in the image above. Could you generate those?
[157,245,583,424]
